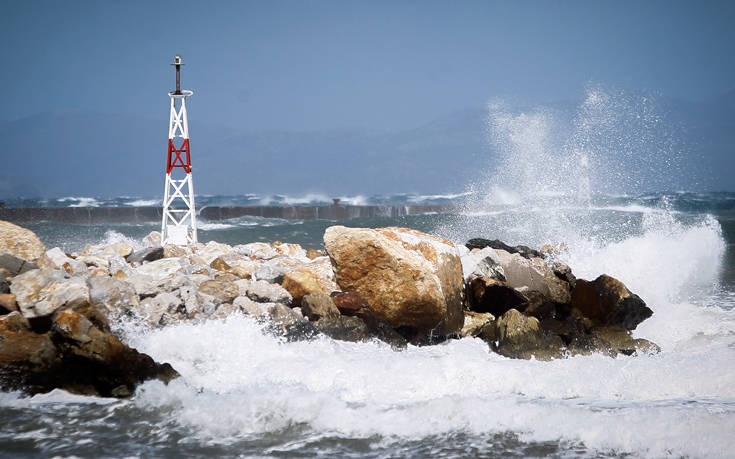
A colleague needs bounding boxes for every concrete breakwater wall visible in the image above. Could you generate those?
[0,205,459,224]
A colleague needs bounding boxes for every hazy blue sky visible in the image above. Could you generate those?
[2,0,734,131]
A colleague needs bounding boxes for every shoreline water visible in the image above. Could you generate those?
[0,205,459,224]
[1,193,734,457]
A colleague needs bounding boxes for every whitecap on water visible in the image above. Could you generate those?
[120,313,735,457]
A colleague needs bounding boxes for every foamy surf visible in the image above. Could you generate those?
[113,305,735,457]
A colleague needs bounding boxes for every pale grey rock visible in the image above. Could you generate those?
[182,263,214,277]
[108,254,134,277]
[233,242,277,259]
[44,247,88,275]
[133,258,185,280]
[138,292,180,326]
[194,241,233,264]
[461,246,506,282]
[126,271,196,299]
[143,231,162,248]
[11,269,89,319]
[87,276,139,317]
[233,295,259,313]
[125,274,157,297]
[241,279,292,305]
[494,250,571,304]
[252,258,291,283]
[78,254,109,269]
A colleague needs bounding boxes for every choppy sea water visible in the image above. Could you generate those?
[3,89,735,457]
[1,191,734,458]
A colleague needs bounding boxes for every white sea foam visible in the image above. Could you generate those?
[124,309,735,456]
[197,222,237,230]
[124,199,159,207]
[98,230,145,251]
[260,193,332,205]
[407,192,472,203]
[58,196,100,207]
[335,195,368,206]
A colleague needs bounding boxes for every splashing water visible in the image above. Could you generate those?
[2,89,734,457]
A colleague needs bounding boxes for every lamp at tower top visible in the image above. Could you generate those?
[171,54,184,95]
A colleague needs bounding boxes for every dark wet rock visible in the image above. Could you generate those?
[362,318,408,349]
[49,309,179,396]
[521,291,560,321]
[465,239,544,259]
[0,311,31,332]
[0,270,9,294]
[70,302,112,334]
[331,291,373,318]
[571,274,653,330]
[0,252,38,277]
[301,292,340,321]
[567,333,618,358]
[126,247,165,265]
[468,276,527,316]
[0,308,178,397]
[491,309,565,361]
[476,319,497,343]
[314,315,371,342]
[0,323,58,394]
[552,261,576,289]
[590,326,661,356]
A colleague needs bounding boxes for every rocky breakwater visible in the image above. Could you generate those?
[0,220,177,397]
[1,220,661,398]
[460,238,658,360]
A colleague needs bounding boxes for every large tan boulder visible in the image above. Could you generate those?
[0,221,45,262]
[324,226,465,337]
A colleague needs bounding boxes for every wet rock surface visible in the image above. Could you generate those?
[324,226,465,339]
[0,306,178,398]
[571,275,653,330]
[466,238,544,260]
[0,221,662,398]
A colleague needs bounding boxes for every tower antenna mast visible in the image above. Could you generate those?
[161,54,197,245]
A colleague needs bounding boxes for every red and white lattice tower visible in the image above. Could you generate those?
[161,54,197,245]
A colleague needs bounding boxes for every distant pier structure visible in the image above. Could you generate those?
[161,54,197,245]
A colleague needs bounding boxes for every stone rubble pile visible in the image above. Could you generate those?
[1,219,659,398]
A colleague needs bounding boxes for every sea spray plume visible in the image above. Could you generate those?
[567,86,685,196]
[441,87,689,247]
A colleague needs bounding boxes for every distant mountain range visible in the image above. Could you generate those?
[1,90,733,198]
